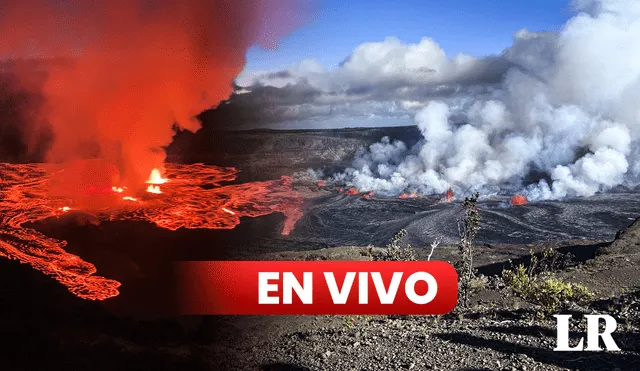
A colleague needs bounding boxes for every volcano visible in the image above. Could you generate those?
[0,162,302,301]
[3,126,640,304]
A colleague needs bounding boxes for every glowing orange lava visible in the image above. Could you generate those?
[511,194,528,206]
[399,192,421,199]
[0,163,302,301]
[146,184,162,194]
[147,168,168,185]
[221,207,236,215]
[445,188,454,202]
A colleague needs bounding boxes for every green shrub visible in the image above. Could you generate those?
[369,229,416,261]
[502,263,593,315]
[531,278,593,314]
[501,264,532,293]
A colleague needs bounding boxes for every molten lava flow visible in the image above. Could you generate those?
[147,168,168,185]
[361,191,374,199]
[146,185,162,194]
[0,162,303,301]
[145,168,168,194]
[511,194,528,206]
[445,188,454,202]
[345,188,359,196]
[221,208,236,215]
[399,192,421,199]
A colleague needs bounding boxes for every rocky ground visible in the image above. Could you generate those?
[206,223,640,371]
[2,219,640,370]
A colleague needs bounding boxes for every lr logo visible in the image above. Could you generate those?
[554,314,621,351]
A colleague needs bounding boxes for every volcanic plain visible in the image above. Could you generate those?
[1,126,640,370]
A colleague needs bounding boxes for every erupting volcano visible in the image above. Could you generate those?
[0,162,302,300]
[0,1,311,301]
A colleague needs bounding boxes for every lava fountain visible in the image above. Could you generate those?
[0,162,302,301]
[510,194,528,206]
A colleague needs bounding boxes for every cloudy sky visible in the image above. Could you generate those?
[229,0,573,129]
[229,0,640,200]
[245,0,572,71]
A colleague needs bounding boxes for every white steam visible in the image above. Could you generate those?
[338,0,640,200]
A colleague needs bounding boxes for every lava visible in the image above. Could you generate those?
[399,192,421,199]
[146,184,163,194]
[511,194,528,206]
[147,168,168,185]
[0,162,302,301]
[221,208,236,215]
[445,188,454,202]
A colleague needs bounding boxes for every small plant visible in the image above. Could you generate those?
[502,263,593,316]
[457,192,481,307]
[532,278,593,316]
[370,229,416,261]
[502,264,533,293]
[468,275,488,291]
[530,245,576,274]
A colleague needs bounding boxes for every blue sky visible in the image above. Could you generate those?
[245,0,573,71]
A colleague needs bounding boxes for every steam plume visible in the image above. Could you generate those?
[340,0,640,200]
[0,0,309,187]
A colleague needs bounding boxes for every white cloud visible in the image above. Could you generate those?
[231,0,639,200]
[327,0,640,199]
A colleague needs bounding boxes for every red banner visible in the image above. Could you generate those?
[175,261,458,315]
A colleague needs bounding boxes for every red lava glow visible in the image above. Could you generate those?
[146,184,163,194]
[345,188,359,196]
[316,181,326,187]
[147,168,168,185]
[361,191,374,199]
[511,194,528,206]
[0,1,312,186]
[445,188,454,202]
[0,163,302,301]
[399,192,422,199]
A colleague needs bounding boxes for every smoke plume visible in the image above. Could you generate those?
[0,0,309,188]
[339,0,640,200]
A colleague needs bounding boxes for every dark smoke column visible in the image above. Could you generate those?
[0,0,311,188]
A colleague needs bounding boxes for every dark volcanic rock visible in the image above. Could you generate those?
[166,126,422,181]
[600,217,640,254]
